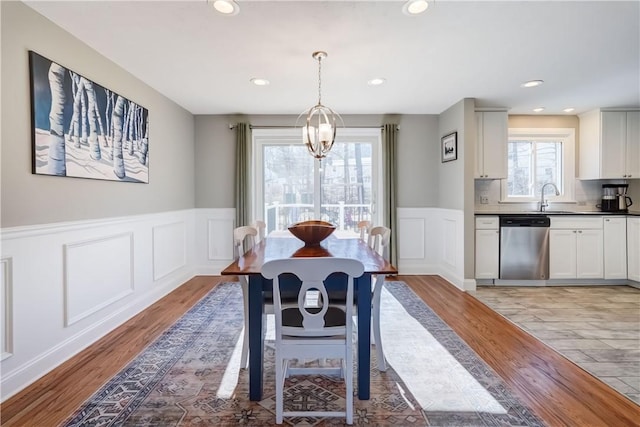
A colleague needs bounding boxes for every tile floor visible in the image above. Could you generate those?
[470,285,640,405]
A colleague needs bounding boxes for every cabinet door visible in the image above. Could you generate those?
[604,217,627,279]
[628,218,640,282]
[625,111,640,178]
[475,229,499,278]
[601,111,626,178]
[481,111,507,179]
[576,229,604,279]
[550,229,577,279]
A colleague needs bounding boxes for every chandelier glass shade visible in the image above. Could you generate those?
[298,51,343,160]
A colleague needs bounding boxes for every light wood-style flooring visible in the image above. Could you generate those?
[2,275,639,426]
[471,285,640,404]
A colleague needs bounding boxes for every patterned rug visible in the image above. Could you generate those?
[62,281,544,426]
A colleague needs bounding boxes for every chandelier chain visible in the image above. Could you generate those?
[317,55,323,105]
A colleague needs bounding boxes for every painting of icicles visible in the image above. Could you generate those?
[29,51,149,183]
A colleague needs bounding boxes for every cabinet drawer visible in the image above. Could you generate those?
[550,216,603,229]
[475,216,499,229]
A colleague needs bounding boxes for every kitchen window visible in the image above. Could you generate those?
[501,128,575,203]
[252,128,382,235]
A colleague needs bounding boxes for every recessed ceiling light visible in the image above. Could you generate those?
[521,80,544,88]
[367,78,386,86]
[402,0,429,15]
[250,78,269,86]
[563,107,575,113]
[533,107,545,113]
[211,0,239,15]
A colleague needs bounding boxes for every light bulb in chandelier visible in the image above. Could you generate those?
[296,51,343,160]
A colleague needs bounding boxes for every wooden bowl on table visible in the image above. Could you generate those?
[288,220,336,247]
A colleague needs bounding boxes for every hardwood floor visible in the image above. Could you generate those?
[2,275,639,426]
[404,275,640,427]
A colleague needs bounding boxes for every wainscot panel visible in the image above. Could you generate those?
[397,208,466,291]
[64,233,134,326]
[193,208,236,275]
[0,209,198,401]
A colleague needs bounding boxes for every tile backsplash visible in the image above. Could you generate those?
[475,179,638,212]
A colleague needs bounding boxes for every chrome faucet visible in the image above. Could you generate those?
[540,183,560,212]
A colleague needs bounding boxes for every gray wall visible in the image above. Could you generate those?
[1,1,195,228]
[193,113,440,209]
[437,99,468,210]
[438,98,476,279]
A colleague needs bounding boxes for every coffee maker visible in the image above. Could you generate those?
[599,184,633,212]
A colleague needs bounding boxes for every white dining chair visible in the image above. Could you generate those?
[261,257,364,425]
[367,225,391,371]
[233,225,258,369]
[357,220,372,241]
[253,220,266,242]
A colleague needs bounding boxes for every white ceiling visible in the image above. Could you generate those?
[24,0,640,116]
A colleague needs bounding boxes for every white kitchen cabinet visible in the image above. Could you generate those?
[628,217,640,282]
[549,217,603,279]
[475,216,499,279]
[603,217,627,279]
[579,109,640,179]
[475,110,507,179]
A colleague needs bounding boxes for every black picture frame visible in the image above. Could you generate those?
[441,131,457,163]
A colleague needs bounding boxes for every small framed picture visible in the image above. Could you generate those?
[441,131,457,163]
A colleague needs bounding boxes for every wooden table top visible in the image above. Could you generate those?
[221,234,397,276]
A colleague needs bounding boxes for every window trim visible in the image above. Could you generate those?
[501,128,575,203]
[252,127,383,228]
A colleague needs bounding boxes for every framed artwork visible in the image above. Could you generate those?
[29,51,149,183]
[441,131,457,163]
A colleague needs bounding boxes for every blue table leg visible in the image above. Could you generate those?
[248,275,264,401]
[357,273,371,400]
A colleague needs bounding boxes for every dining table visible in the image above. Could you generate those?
[220,231,397,401]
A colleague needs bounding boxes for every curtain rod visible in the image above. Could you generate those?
[228,124,389,130]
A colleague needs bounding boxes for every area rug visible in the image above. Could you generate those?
[62,281,544,426]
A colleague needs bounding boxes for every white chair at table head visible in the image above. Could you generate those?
[261,257,364,425]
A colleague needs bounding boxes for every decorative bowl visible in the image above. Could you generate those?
[288,220,336,246]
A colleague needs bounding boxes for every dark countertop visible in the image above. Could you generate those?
[475,210,640,217]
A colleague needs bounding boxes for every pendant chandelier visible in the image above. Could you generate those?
[298,51,343,161]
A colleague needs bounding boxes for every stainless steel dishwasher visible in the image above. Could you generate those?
[499,216,551,280]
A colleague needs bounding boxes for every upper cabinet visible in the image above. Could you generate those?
[579,109,640,179]
[475,110,508,179]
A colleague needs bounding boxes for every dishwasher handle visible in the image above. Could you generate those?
[500,217,550,227]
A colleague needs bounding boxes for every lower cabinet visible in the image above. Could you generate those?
[628,217,640,282]
[549,217,604,279]
[604,217,628,279]
[475,216,499,279]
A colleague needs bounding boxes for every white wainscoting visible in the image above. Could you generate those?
[0,206,468,402]
[1,257,13,361]
[152,222,186,281]
[397,208,467,290]
[64,233,134,326]
[0,209,203,402]
[193,208,236,275]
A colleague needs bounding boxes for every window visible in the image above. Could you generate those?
[253,128,382,235]
[501,128,575,202]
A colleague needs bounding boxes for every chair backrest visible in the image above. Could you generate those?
[368,226,391,261]
[253,220,266,242]
[357,220,372,241]
[261,257,364,340]
[233,225,257,258]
